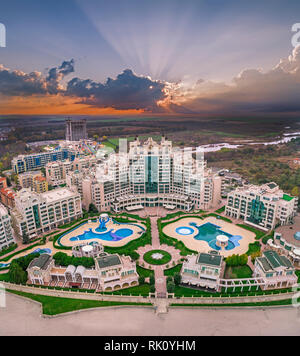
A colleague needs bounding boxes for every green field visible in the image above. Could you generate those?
[7,290,152,316]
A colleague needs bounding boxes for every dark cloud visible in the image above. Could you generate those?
[0,60,75,97]
[177,46,300,116]
[66,69,167,111]
[46,59,75,94]
[0,65,47,96]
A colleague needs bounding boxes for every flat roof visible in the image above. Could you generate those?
[28,254,52,270]
[41,188,78,202]
[197,252,222,267]
[96,254,121,269]
[282,194,294,202]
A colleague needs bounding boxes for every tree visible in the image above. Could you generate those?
[167,281,175,293]
[89,203,98,214]
[149,274,155,286]
[174,273,182,285]
[291,186,299,197]
[22,232,30,245]
[138,276,145,285]
[166,276,173,283]
[9,261,27,284]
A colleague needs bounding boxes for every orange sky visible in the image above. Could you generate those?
[0,95,145,115]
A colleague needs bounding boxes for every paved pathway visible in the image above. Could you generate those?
[137,217,182,298]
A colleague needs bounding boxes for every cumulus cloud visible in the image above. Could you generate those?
[175,45,300,115]
[0,65,47,96]
[0,59,75,96]
[2,47,300,115]
[46,59,75,94]
[65,69,167,111]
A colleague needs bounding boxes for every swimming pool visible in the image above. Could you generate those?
[178,222,242,251]
[70,228,134,242]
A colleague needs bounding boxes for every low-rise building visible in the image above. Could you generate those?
[181,251,224,291]
[33,176,48,193]
[27,252,139,292]
[18,171,43,189]
[11,187,82,239]
[0,187,16,209]
[225,183,298,230]
[18,171,48,193]
[0,203,15,251]
[27,254,55,285]
[254,250,297,289]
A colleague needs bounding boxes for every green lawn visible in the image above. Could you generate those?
[225,265,253,279]
[7,290,151,316]
[143,250,172,266]
[164,264,182,277]
[237,224,266,240]
[170,299,296,308]
[136,265,154,278]
[0,273,11,282]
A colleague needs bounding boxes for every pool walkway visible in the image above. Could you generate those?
[137,217,182,298]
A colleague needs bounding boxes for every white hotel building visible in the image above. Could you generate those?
[81,137,222,213]
[11,188,82,239]
[0,203,15,251]
[225,183,298,231]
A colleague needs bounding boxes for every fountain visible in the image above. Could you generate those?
[98,213,110,232]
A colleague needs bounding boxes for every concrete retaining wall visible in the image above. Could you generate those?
[2,282,296,305]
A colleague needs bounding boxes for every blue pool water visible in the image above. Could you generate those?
[178,222,242,251]
[70,228,134,242]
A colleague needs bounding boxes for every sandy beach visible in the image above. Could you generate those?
[1,293,299,336]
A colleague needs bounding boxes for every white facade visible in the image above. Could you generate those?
[181,251,224,291]
[82,137,221,212]
[11,188,82,239]
[226,183,298,230]
[0,203,15,250]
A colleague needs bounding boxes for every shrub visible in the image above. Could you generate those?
[174,273,182,285]
[167,281,175,293]
[138,276,145,285]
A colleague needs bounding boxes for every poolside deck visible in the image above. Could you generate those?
[163,216,256,257]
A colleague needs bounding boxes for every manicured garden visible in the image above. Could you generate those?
[224,265,253,279]
[143,250,172,266]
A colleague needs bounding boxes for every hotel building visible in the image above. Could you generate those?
[0,203,15,251]
[254,250,297,290]
[18,171,48,193]
[181,251,224,291]
[225,183,298,230]
[12,148,77,174]
[11,187,82,239]
[46,156,97,187]
[81,137,221,213]
[27,252,139,292]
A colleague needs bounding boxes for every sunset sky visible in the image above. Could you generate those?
[0,0,300,116]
